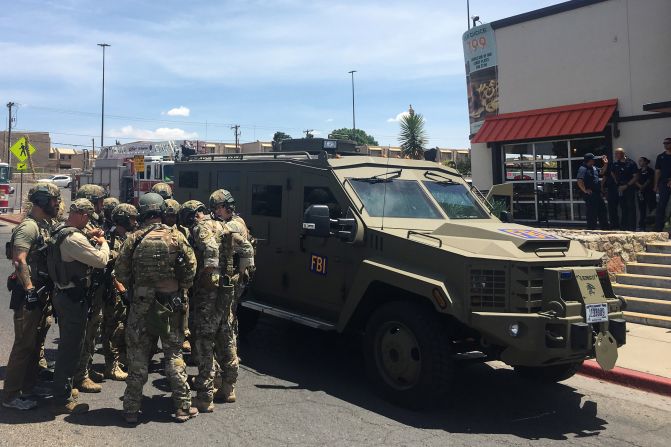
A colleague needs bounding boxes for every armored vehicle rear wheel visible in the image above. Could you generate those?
[364,301,453,409]
[514,361,584,383]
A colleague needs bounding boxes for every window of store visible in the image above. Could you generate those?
[502,136,607,223]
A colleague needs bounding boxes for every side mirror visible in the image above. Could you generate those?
[499,210,511,223]
[303,205,331,237]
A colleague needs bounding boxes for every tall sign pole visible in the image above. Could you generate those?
[98,43,110,159]
[6,101,14,164]
[348,70,357,136]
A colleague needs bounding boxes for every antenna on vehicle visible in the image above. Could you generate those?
[381,144,391,230]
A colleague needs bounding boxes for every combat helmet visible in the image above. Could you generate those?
[179,200,206,228]
[76,184,107,202]
[150,182,173,200]
[70,198,96,216]
[138,192,165,221]
[209,189,235,211]
[163,199,181,216]
[103,197,120,215]
[112,203,139,230]
[28,182,61,208]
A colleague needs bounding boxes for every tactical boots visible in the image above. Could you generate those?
[191,397,214,413]
[105,363,128,381]
[51,400,89,415]
[174,406,199,423]
[214,382,236,403]
[89,369,105,383]
[75,377,102,393]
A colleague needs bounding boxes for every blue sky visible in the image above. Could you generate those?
[2,0,563,150]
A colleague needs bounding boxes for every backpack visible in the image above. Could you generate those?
[46,225,82,285]
[132,225,179,286]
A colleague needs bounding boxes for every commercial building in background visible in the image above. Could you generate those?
[466,0,671,224]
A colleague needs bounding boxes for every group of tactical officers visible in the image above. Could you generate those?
[2,180,254,424]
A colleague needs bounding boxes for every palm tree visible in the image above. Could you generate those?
[398,105,427,159]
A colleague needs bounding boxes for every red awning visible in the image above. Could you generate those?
[472,99,618,143]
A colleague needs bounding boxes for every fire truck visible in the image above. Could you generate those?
[79,141,180,204]
[0,162,13,213]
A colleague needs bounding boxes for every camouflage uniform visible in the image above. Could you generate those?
[151,182,173,200]
[73,184,108,388]
[2,183,59,409]
[115,194,196,417]
[102,197,120,232]
[190,213,237,405]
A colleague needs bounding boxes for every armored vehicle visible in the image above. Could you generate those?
[174,141,626,408]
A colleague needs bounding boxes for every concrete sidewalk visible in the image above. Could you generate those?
[579,322,671,396]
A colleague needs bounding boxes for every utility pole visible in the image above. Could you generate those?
[303,129,314,138]
[231,124,240,152]
[6,101,14,164]
[98,43,110,156]
[91,138,95,170]
[348,70,357,136]
[467,0,471,29]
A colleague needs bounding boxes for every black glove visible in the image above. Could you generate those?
[24,288,40,310]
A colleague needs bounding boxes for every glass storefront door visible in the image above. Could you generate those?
[502,137,608,223]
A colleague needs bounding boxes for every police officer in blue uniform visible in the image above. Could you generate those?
[577,153,609,230]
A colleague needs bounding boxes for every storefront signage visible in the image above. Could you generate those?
[463,24,499,135]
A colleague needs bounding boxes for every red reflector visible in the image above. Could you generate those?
[597,269,607,278]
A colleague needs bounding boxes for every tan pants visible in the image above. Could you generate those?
[2,306,43,402]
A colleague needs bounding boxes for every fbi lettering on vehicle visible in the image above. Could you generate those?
[310,254,328,275]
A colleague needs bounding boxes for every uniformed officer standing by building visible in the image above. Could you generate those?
[577,153,609,230]
[2,183,60,411]
[210,190,254,403]
[610,148,639,231]
[654,137,671,231]
[50,199,110,414]
[73,184,109,392]
[101,203,138,381]
[115,193,197,424]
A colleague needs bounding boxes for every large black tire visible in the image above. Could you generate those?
[363,301,453,409]
[514,360,584,383]
[237,305,260,338]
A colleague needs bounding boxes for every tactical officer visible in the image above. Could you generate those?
[577,153,609,230]
[101,203,138,381]
[102,197,120,231]
[610,148,639,231]
[73,184,109,392]
[210,190,254,404]
[654,137,671,231]
[50,199,110,414]
[115,193,197,424]
[181,199,232,412]
[2,182,60,411]
[150,182,173,200]
[162,198,191,352]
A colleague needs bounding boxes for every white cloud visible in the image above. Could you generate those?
[163,106,190,117]
[325,118,334,123]
[387,111,410,123]
[110,125,198,140]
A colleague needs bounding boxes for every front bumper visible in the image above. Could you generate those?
[470,310,626,367]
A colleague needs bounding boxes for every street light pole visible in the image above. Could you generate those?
[348,70,357,137]
[98,43,110,158]
[6,101,14,164]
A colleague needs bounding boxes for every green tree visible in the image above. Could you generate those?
[272,131,292,143]
[455,155,472,176]
[328,128,379,146]
[398,105,427,159]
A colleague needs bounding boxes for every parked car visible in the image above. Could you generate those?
[37,174,72,188]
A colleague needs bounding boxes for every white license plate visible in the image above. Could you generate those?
[585,303,609,323]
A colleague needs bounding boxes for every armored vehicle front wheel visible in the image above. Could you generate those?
[364,301,453,409]
[514,361,584,383]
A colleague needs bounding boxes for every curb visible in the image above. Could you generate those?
[0,215,22,225]
[579,360,671,397]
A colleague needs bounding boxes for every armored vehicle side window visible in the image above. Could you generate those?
[178,171,199,188]
[423,181,489,219]
[303,187,342,219]
[349,179,441,219]
[163,164,174,182]
[252,184,282,217]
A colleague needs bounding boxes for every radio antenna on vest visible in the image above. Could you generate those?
[381,145,391,230]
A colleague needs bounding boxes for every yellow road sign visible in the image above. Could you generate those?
[10,137,36,162]
[15,162,27,171]
[134,155,145,172]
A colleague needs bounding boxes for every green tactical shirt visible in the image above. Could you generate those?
[11,214,53,287]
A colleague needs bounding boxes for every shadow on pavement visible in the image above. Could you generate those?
[67,394,176,427]
[240,316,607,442]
